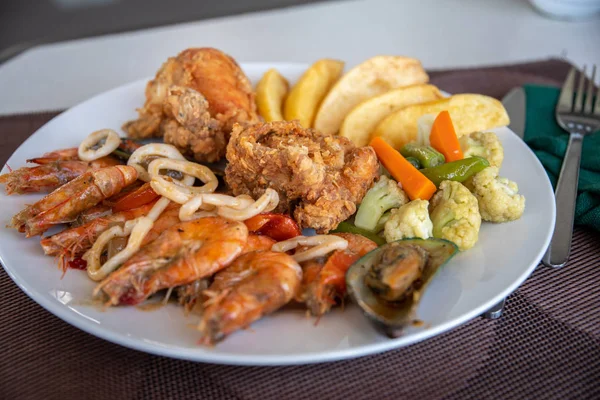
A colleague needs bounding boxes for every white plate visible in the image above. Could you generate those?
[0,63,555,366]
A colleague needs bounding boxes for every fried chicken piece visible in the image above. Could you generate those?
[225,120,380,233]
[123,47,260,162]
[161,86,226,163]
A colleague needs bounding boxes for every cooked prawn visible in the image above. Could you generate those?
[71,204,113,226]
[51,202,180,272]
[242,233,276,254]
[96,217,248,306]
[298,233,377,316]
[67,180,146,227]
[176,234,275,313]
[198,250,302,345]
[9,165,138,237]
[0,139,141,195]
[0,157,121,195]
[41,201,156,255]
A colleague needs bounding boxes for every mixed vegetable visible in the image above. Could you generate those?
[336,110,525,252]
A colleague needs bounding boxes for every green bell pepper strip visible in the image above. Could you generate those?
[400,143,445,168]
[111,148,132,161]
[420,156,490,187]
[332,222,386,246]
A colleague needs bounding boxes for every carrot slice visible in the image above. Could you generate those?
[369,137,437,201]
[429,110,464,162]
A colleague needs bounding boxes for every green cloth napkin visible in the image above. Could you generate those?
[523,84,600,231]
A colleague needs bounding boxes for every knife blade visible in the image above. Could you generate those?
[502,87,526,139]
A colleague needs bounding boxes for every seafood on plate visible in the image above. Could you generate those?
[40,201,181,270]
[9,165,138,237]
[199,250,302,345]
[295,233,378,317]
[1,49,530,346]
[0,138,140,195]
[95,217,249,306]
[176,233,276,314]
[346,238,458,338]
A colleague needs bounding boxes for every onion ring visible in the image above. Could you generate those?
[78,129,120,161]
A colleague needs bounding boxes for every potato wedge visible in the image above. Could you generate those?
[313,56,429,135]
[339,84,443,147]
[283,59,344,128]
[256,68,289,122]
[372,94,510,149]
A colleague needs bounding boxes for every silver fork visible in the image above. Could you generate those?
[542,65,600,268]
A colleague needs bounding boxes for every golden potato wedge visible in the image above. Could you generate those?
[313,56,429,135]
[372,94,510,149]
[339,84,443,146]
[256,68,290,122]
[283,59,344,128]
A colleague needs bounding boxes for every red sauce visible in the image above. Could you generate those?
[68,257,87,270]
[118,287,141,305]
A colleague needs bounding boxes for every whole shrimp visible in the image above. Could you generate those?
[41,201,181,269]
[0,140,139,195]
[297,233,377,317]
[176,233,276,313]
[9,165,138,237]
[198,250,302,345]
[96,217,248,306]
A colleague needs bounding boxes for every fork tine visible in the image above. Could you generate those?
[557,67,577,114]
[573,65,586,113]
[584,65,596,114]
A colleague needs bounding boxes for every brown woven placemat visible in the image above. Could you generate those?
[1,59,599,400]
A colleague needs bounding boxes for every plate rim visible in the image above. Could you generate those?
[0,64,556,366]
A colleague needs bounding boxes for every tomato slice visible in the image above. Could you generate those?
[112,182,160,212]
[244,213,301,241]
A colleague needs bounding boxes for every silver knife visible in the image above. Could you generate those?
[502,87,526,139]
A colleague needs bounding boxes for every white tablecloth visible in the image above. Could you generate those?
[0,0,598,115]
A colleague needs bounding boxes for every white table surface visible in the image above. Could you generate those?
[0,0,598,115]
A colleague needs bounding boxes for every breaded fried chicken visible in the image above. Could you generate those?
[225,120,380,233]
[122,47,260,162]
[161,86,225,163]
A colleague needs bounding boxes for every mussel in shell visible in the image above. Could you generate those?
[346,238,458,338]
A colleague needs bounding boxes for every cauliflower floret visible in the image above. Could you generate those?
[465,167,525,222]
[354,175,409,231]
[459,131,504,168]
[384,199,433,242]
[429,180,481,251]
